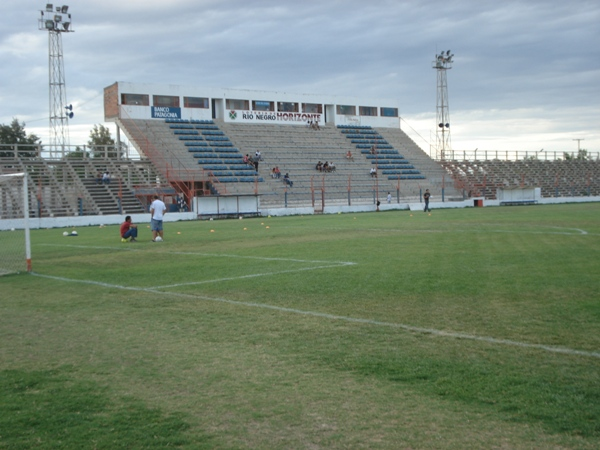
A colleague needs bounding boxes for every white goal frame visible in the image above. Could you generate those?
[0,173,31,273]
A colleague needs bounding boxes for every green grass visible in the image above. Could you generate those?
[1,204,599,449]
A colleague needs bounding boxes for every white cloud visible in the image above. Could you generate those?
[1,0,599,153]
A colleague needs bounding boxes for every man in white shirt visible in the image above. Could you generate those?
[150,195,167,241]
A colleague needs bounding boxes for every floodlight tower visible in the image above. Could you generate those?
[432,50,454,160]
[38,4,74,158]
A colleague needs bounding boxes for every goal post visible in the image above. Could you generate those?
[0,173,31,274]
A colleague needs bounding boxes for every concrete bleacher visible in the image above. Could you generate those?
[218,122,454,206]
[338,125,426,181]
[114,118,463,207]
[440,159,600,199]
[0,156,157,217]
[4,113,599,217]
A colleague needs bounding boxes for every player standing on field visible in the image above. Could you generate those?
[150,195,167,241]
[423,189,431,212]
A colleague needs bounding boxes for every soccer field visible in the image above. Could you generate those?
[1,204,599,449]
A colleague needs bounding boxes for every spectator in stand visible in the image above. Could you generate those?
[346,150,354,161]
[243,154,251,165]
[283,173,293,187]
[323,161,330,172]
[387,192,392,203]
[329,161,336,172]
[370,167,377,178]
[255,150,262,161]
[316,161,323,172]
[274,166,281,178]
[102,171,111,184]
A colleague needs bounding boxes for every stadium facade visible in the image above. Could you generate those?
[104,82,402,129]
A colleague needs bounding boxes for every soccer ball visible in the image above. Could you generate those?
[63,231,68,236]
[154,236,163,242]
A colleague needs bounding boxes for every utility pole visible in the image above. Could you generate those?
[573,138,584,152]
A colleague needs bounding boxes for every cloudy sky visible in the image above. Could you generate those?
[2,0,599,156]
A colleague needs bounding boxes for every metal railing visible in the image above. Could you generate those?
[440,149,600,162]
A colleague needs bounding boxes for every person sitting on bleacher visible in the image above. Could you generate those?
[273,166,281,178]
[370,167,377,178]
[346,150,354,161]
[284,173,293,187]
[329,161,336,172]
[243,154,251,165]
[255,150,262,161]
[316,161,323,172]
[323,161,329,172]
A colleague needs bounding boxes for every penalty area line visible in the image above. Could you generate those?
[153,263,350,289]
[30,272,600,360]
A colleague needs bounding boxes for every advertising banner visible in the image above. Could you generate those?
[151,107,181,119]
[227,110,322,125]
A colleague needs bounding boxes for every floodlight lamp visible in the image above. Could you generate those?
[45,19,55,30]
[439,123,444,128]
[447,50,451,56]
[65,104,72,111]
[46,4,53,12]
[445,123,450,128]
[61,5,69,13]
[54,14,62,22]
[62,22,70,31]
[68,112,74,119]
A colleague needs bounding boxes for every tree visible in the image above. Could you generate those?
[563,149,591,161]
[88,124,120,159]
[64,146,89,159]
[0,118,41,158]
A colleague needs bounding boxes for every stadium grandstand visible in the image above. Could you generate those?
[1,81,599,222]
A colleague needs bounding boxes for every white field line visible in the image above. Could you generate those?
[155,264,351,289]
[40,244,356,265]
[319,226,595,236]
[31,272,600,360]
[38,244,355,289]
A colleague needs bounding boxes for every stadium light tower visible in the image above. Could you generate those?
[432,50,454,160]
[38,4,74,158]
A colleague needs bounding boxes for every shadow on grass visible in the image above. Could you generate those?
[0,367,213,449]
[345,353,600,438]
